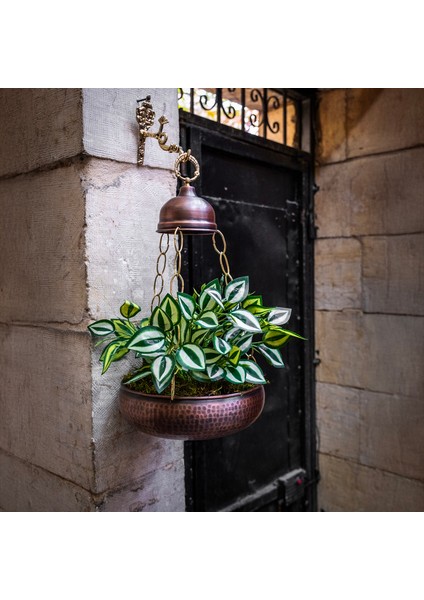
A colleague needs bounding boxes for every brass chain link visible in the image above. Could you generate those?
[212,230,233,284]
[150,233,170,311]
[170,227,185,296]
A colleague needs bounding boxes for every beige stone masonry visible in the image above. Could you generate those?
[316,311,424,397]
[317,382,424,481]
[362,233,424,316]
[316,147,424,238]
[0,449,94,512]
[319,454,424,512]
[315,238,362,310]
[0,89,82,178]
[0,165,87,325]
[0,325,93,490]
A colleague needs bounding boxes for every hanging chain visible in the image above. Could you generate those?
[212,230,233,284]
[170,227,185,296]
[150,233,170,311]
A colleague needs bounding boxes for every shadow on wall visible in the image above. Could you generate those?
[316,88,383,160]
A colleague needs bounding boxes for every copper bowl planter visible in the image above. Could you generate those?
[119,384,265,440]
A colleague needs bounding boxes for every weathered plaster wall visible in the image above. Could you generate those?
[0,88,184,511]
[315,89,424,511]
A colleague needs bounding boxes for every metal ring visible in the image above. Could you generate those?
[152,273,164,295]
[212,230,227,254]
[174,152,200,183]
[173,227,184,252]
[170,273,185,296]
[159,233,170,254]
[219,253,231,277]
[156,252,167,274]
[151,293,162,311]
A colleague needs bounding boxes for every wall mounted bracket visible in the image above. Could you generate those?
[136,96,182,166]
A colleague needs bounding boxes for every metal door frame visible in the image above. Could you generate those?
[180,90,317,511]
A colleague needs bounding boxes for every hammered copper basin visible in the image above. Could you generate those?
[119,384,265,440]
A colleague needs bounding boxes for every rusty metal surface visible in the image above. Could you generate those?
[119,385,265,440]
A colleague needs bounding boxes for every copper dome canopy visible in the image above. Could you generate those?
[156,184,217,235]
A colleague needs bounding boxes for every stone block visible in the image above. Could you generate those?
[0,165,87,324]
[315,238,362,310]
[347,89,424,158]
[363,234,424,316]
[317,382,424,481]
[317,382,361,461]
[315,311,424,397]
[0,449,94,511]
[99,459,185,512]
[0,89,82,177]
[319,454,424,511]
[316,89,347,164]
[315,147,424,238]
[82,88,179,170]
[0,325,93,489]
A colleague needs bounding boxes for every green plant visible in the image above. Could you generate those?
[88,275,304,395]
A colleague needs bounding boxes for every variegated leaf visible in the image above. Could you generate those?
[237,333,253,354]
[160,294,181,326]
[224,327,241,343]
[213,335,232,355]
[242,295,263,310]
[228,345,241,366]
[224,365,246,384]
[176,344,206,371]
[151,306,173,332]
[224,276,249,304]
[206,364,225,381]
[204,348,222,365]
[125,366,151,385]
[88,320,114,337]
[229,309,262,333]
[112,319,137,338]
[177,292,196,320]
[263,327,290,348]
[195,311,219,330]
[204,288,225,309]
[256,344,285,368]
[239,360,266,384]
[191,370,211,383]
[268,308,292,326]
[100,341,128,374]
[191,329,209,345]
[127,326,166,354]
[120,300,141,319]
[151,355,175,394]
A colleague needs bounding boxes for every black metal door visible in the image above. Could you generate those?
[180,91,316,511]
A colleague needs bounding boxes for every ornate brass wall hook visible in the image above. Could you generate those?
[136,96,182,166]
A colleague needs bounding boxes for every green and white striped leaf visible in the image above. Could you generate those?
[229,309,262,333]
[256,344,285,368]
[191,329,209,346]
[228,345,241,366]
[242,295,263,310]
[204,288,225,309]
[125,366,151,385]
[112,319,137,338]
[224,365,246,384]
[224,327,241,343]
[100,341,128,374]
[263,327,290,348]
[160,294,181,326]
[268,308,292,326]
[176,344,206,371]
[151,306,173,332]
[239,360,266,384]
[175,315,190,344]
[224,276,249,304]
[88,320,114,337]
[213,335,232,355]
[279,328,306,340]
[191,370,211,383]
[140,317,150,327]
[199,279,221,311]
[195,311,219,330]
[237,333,253,354]
[127,326,166,355]
[177,292,196,320]
[151,355,175,394]
[120,300,141,319]
[207,364,225,381]
[204,348,222,365]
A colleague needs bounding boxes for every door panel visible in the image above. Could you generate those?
[181,114,316,512]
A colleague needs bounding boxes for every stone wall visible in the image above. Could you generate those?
[315,89,424,511]
[0,88,185,511]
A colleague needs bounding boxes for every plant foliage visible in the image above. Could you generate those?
[88,276,304,394]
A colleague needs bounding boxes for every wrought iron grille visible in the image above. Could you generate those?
[178,88,312,153]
